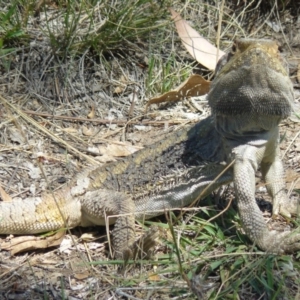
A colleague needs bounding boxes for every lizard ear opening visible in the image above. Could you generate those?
[214,41,238,76]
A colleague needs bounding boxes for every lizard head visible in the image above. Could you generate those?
[207,38,294,137]
[214,39,289,78]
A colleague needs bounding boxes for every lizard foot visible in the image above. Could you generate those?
[274,198,300,219]
[260,230,300,254]
[131,226,161,259]
[114,226,161,261]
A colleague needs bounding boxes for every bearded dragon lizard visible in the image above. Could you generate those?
[0,39,298,259]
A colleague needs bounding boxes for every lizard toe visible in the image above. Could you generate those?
[132,226,161,259]
[280,232,300,253]
[277,205,291,218]
[275,198,299,218]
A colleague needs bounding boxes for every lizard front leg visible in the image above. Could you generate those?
[79,190,136,259]
[261,148,299,217]
[233,145,300,253]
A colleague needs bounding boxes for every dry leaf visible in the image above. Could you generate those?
[9,128,26,144]
[114,75,127,94]
[147,74,210,108]
[0,184,12,202]
[24,162,41,179]
[114,86,124,94]
[29,183,36,195]
[169,8,225,70]
[87,104,95,119]
[70,177,90,196]
[59,235,74,253]
[62,127,78,134]
[110,144,139,156]
[148,273,161,281]
[79,232,97,242]
[1,231,65,255]
[134,125,150,131]
[74,271,91,280]
[95,153,116,163]
[87,146,101,155]
[82,126,94,136]
[100,143,139,157]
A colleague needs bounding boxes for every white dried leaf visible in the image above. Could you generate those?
[79,233,96,242]
[266,20,280,32]
[95,154,116,163]
[182,112,199,120]
[62,127,78,134]
[59,236,73,254]
[134,125,150,131]
[29,183,36,195]
[86,242,103,250]
[70,177,90,196]
[106,123,117,130]
[87,146,101,154]
[9,128,25,144]
[99,143,139,157]
[23,162,41,179]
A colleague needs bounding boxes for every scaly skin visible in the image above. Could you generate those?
[207,39,298,252]
[0,39,299,258]
[0,117,231,258]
